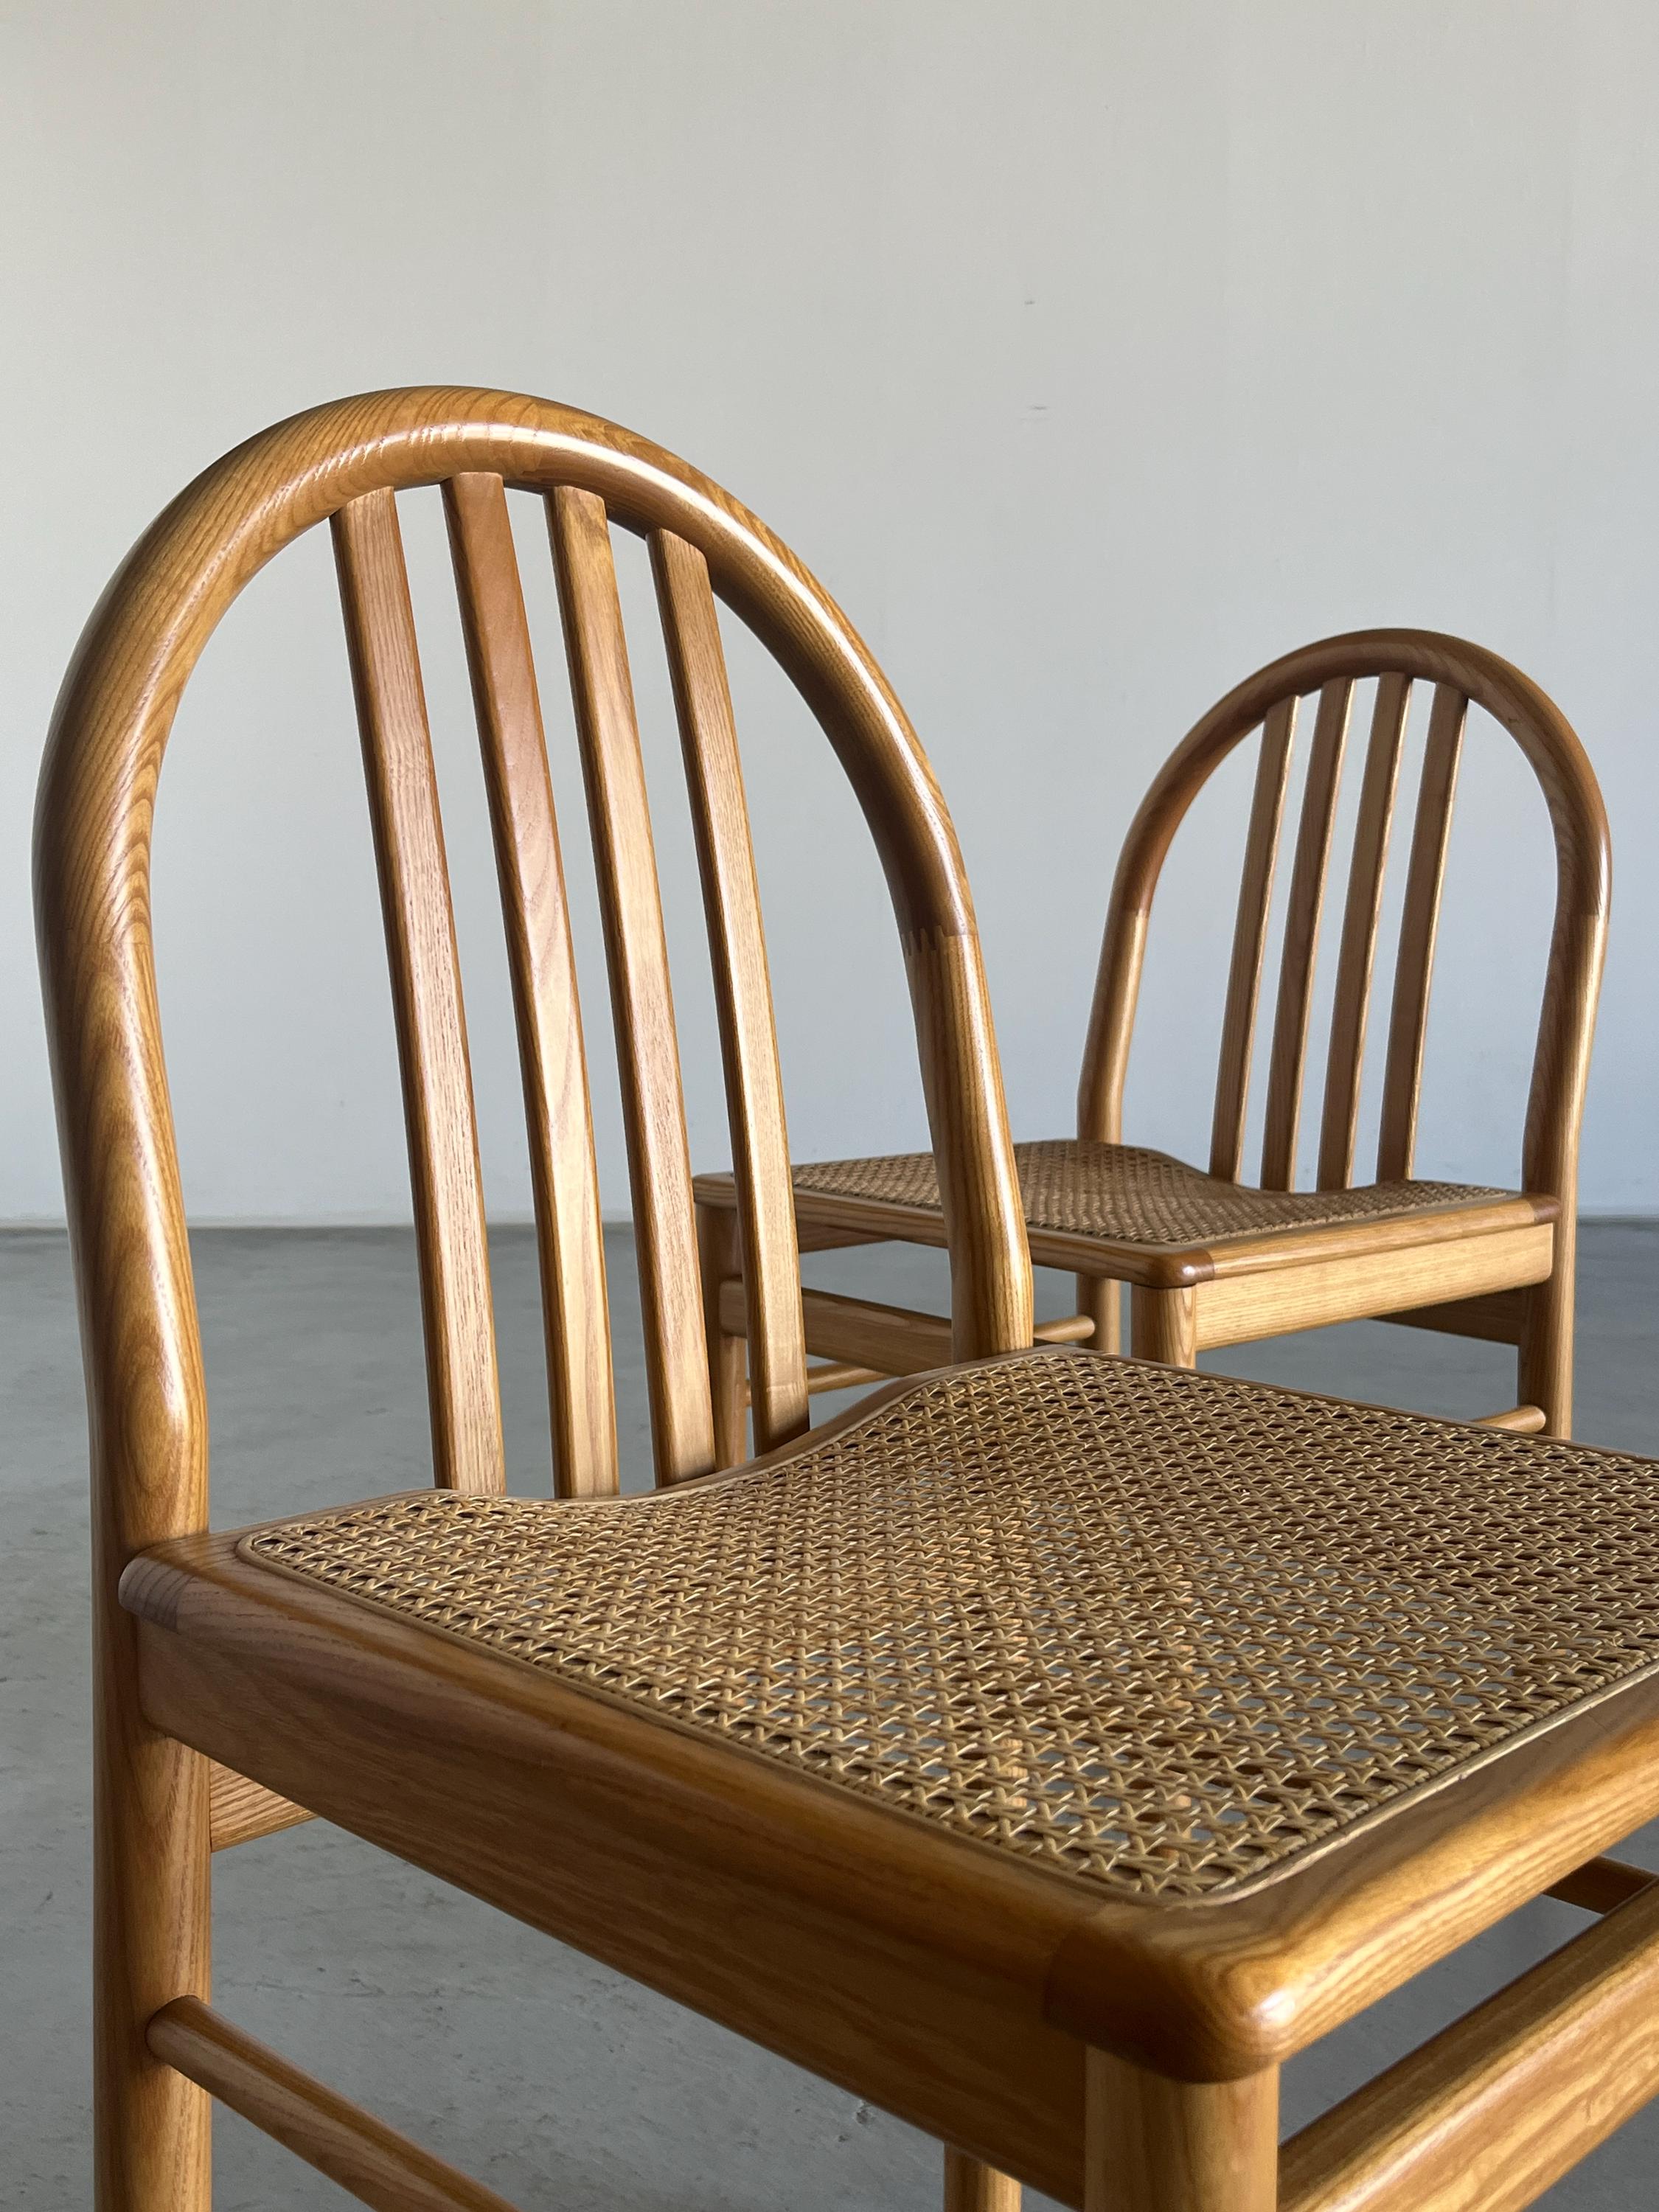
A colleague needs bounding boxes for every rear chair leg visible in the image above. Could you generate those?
[96,1601,212,2209]
[697,1201,748,1468]
[1518,1253,1575,1439]
[1129,1285,1198,1367]
[944,2147,1020,2209]
[1085,2051,1278,2212]
[1077,1274,1122,1356]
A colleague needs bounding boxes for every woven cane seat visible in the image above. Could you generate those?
[787,1138,1514,1248]
[241,1350,1659,1905]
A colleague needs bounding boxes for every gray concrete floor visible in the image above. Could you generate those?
[4,1222,1658,2207]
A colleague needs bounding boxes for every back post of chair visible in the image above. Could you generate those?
[1077,630,1609,1416]
[34,388,1034,2212]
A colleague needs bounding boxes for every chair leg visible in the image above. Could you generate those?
[1518,1252,1575,1439]
[1077,1274,1122,1355]
[95,1608,212,2209]
[697,1201,748,1470]
[1085,2050,1278,2212]
[1129,1285,1198,1367]
[944,2146,1020,2210]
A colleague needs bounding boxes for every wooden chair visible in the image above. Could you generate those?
[38,389,1659,2212]
[699,634,1608,1442]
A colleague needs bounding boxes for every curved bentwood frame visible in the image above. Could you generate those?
[35,390,1031,2211]
[1075,630,1609,1419]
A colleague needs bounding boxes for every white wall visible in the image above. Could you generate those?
[2,0,1654,1222]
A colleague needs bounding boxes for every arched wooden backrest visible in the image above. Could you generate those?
[35,389,1032,1570]
[1077,630,1609,1206]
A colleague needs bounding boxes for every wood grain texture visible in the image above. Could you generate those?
[1472,1404,1546,1433]
[148,1999,525,2212]
[1081,631,1607,1216]
[1381,1287,1526,1344]
[127,1507,1094,2205]
[1209,698,1296,1181]
[1085,2051,1277,2212]
[1129,1286,1198,1366]
[38,397,1620,2212]
[1074,1274,1123,1357]
[207,1764,312,1851]
[333,490,504,1498]
[549,484,714,1486]
[1192,1222,1553,1350]
[1278,1879,1659,2212]
[746,1282,1088,1382]
[822,631,1599,1442]
[1067,630,1605,1409]
[945,2146,1023,2211]
[1260,679,1352,1192]
[1377,684,1467,1183]
[698,1201,748,1469]
[443,470,616,1498]
[125,1335,1659,2105]
[653,528,808,1455]
[767,1178,1551,1291]
[1318,672,1411,1191]
[803,1357,886,1394]
[37,389,1035,2210]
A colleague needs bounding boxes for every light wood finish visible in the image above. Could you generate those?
[127,1517,1092,2205]
[945,2146,1023,2211]
[443,471,616,1499]
[717,1280,1091,1379]
[549,484,715,1486]
[1472,1404,1546,1433]
[653,528,809,1457]
[759,630,1606,1441]
[802,1357,886,1395]
[207,1764,311,1852]
[1210,697,1297,1182]
[148,1999,525,2212]
[1075,1271,1122,1356]
[1377,684,1467,1183]
[1278,1877,1659,2212]
[776,1284,953,1376]
[1192,1221,1553,1351]
[1086,2051,1278,2212]
[1261,678,1352,1191]
[698,1201,749,1467]
[38,389,1031,2212]
[36,396,1638,2212]
[1318,672,1411,1191]
[1129,1285,1198,1367]
[122,1453,1659,2117]
[333,490,504,1497]
[702,1177,1555,1293]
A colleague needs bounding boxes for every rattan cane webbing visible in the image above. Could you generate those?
[242,1352,1659,1902]
[790,1139,1512,1245]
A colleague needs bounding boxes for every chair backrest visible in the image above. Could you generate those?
[36,388,1032,1546]
[1077,631,1608,1205]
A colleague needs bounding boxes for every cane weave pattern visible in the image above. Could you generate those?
[242,1350,1659,1902]
[788,1139,1514,1246]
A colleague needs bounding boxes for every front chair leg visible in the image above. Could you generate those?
[1129,1285,1198,1367]
[944,2146,1020,2209]
[696,1201,748,1470]
[1085,2050,1278,2212]
[96,1646,213,2210]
